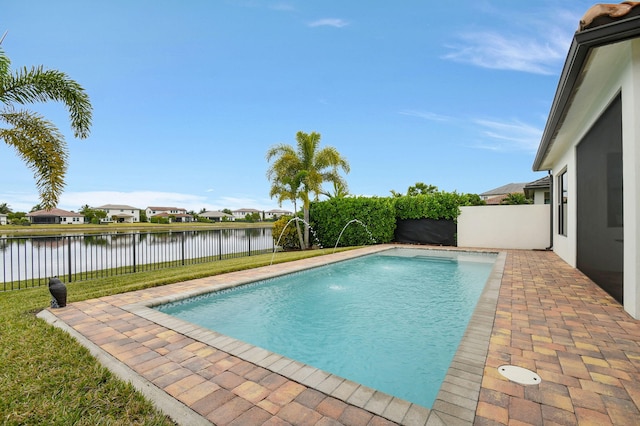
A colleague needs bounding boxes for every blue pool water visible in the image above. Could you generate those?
[156,248,496,408]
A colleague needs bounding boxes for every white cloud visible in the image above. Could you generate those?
[444,31,565,75]
[308,18,349,28]
[0,190,39,214]
[472,118,543,152]
[443,7,579,75]
[399,110,453,122]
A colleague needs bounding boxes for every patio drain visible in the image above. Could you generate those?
[498,365,541,385]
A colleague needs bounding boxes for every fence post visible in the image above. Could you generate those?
[132,233,137,273]
[248,231,251,256]
[181,231,185,266]
[67,236,72,283]
[218,230,222,260]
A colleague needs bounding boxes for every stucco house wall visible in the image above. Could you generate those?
[533,9,640,318]
[457,205,550,250]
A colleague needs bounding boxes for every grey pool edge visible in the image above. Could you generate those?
[133,245,504,425]
[40,245,505,426]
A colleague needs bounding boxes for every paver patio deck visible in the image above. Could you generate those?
[38,245,640,425]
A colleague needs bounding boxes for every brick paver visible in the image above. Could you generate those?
[38,245,640,425]
[475,250,640,425]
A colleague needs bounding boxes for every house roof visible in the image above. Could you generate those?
[27,208,83,217]
[533,2,640,171]
[480,183,527,197]
[96,204,141,210]
[523,175,551,190]
[147,206,184,211]
[233,208,261,213]
[201,210,233,218]
[484,194,511,205]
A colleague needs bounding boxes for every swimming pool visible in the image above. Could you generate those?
[155,247,496,408]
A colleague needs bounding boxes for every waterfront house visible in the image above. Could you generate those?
[264,209,293,220]
[27,208,85,225]
[232,208,262,221]
[95,204,141,223]
[145,206,193,223]
[199,210,235,222]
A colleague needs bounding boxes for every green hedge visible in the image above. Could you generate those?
[307,192,483,248]
[393,192,462,220]
[309,197,396,248]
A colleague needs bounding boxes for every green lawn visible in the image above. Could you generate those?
[0,221,272,236]
[0,248,348,425]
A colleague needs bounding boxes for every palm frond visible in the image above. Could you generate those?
[0,109,68,209]
[0,48,10,82]
[1,66,92,138]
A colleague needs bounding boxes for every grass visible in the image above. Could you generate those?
[0,247,352,425]
[0,221,272,236]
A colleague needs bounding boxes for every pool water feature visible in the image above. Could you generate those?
[156,248,496,408]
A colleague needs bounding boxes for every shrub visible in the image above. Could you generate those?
[310,197,395,248]
[393,192,462,220]
[272,215,303,250]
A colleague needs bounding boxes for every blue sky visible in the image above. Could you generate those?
[1,1,594,213]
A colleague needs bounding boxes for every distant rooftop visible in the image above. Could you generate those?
[480,183,527,197]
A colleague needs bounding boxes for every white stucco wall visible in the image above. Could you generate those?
[622,41,640,318]
[544,40,640,318]
[551,150,577,268]
[457,205,550,250]
[532,189,548,205]
[61,215,85,224]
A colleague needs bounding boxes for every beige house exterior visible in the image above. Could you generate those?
[145,206,193,223]
[95,204,141,223]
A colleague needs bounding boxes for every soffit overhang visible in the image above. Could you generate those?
[533,13,640,171]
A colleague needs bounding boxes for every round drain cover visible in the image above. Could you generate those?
[498,365,541,385]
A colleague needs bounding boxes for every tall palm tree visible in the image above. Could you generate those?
[266,131,350,248]
[0,46,92,209]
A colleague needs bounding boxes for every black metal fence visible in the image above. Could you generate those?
[0,228,274,291]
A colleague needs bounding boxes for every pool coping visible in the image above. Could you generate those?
[38,244,505,425]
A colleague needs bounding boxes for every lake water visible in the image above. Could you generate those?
[0,228,273,285]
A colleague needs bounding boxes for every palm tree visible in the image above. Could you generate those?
[0,46,92,210]
[267,167,305,249]
[501,193,532,205]
[266,131,350,248]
